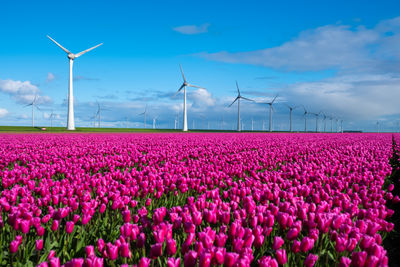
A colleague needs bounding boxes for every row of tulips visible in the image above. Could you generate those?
[0,133,398,266]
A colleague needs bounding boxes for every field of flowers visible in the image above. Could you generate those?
[0,133,398,267]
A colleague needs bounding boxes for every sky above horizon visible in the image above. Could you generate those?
[1,0,400,132]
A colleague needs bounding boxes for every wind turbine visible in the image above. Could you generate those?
[152,115,158,129]
[229,81,254,132]
[90,113,97,128]
[330,115,334,133]
[302,106,308,132]
[285,104,298,132]
[259,95,278,132]
[340,119,343,133]
[139,105,148,128]
[24,94,41,127]
[49,110,56,128]
[310,112,320,132]
[96,101,109,128]
[251,117,254,131]
[174,64,204,132]
[47,35,103,130]
[322,113,327,132]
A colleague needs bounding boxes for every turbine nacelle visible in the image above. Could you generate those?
[68,54,76,60]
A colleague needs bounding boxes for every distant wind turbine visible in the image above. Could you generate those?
[260,95,278,132]
[229,81,254,132]
[49,110,57,128]
[302,106,308,132]
[152,115,158,129]
[139,105,148,128]
[285,104,298,132]
[96,101,109,128]
[47,35,102,130]
[174,64,205,132]
[24,94,41,127]
[322,113,327,132]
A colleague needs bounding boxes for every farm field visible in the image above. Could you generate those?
[0,133,398,267]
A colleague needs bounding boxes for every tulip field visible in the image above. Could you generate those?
[0,133,399,267]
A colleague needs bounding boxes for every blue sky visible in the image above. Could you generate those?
[1,0,400,131]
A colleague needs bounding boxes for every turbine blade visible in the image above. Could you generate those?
[236,81,240,95]
[240,96,254,102]
[187,84,204,89]
[75,43,103,58]
[229,97,239,107]
[47,35,71,54]
[173,85,185,97]
[179,64,186,82]
[271,94,278,104]
[24,103,33,107]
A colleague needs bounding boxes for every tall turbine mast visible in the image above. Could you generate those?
[139,105,148,128]
[47,36,102,130]
[302,106,308,132]
[259,95,278,132]
[228,81,254,132]
[285,104,298,132]
[174,64,205,132]
[24,94,40,127]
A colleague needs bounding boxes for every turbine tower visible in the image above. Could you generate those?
[139,105,148,128]
[260,95,278,132]
[174,64,204,132]
[322,113,327,132]
[302,106,308,132]
[24,94,41,127]
[47,35,103,130]
[285,104,298,132]
[152,115,158,129]
[49,110,56,128]
[96,101,109,128]
[228,81,254,132]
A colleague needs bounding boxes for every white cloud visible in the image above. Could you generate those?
[0,78,52,105]
[203,24,379,72]
[46,72,55,82]
[0,108,8,118]
[200,17,400,122]
[173,23,210,35]
[190,88,216,108]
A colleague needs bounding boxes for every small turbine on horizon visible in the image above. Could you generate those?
[285,104,298,132]
[47,35,103,131]
[228,81,254,132]
[174,64,205,132]
[260,95,278,132]
[24,94,41,128]
[302,106,308,132]
[152,115,158,129]
[139,105,148,128]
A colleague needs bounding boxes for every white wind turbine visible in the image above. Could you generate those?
[139,105,148,128]
[284,104,299,132]
[49,110,57,128]
[260,95,278,132]
[96,101,109,128]
[47,35,103,130]
[302,106,309,132]
[229,81,254,132]
[152,115,158,129]
[24,94,41,127]
[174,64,204,132]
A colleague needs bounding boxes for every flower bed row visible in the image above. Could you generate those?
[0,133,397,267]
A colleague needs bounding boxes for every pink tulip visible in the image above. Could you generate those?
[138,257,151,267]
[276,249,287,265]
[273,236,284,250]
[304,254,318,267]
[36,239,44,250]
[150,243,163,258]
[66,221,75,234]
[49,257,60,267]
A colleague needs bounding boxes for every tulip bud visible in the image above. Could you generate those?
[36,239,43,251]
[304,254,318,267]
[66,221,74,234]
[276,249,287,265]
[166,239,177,256]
